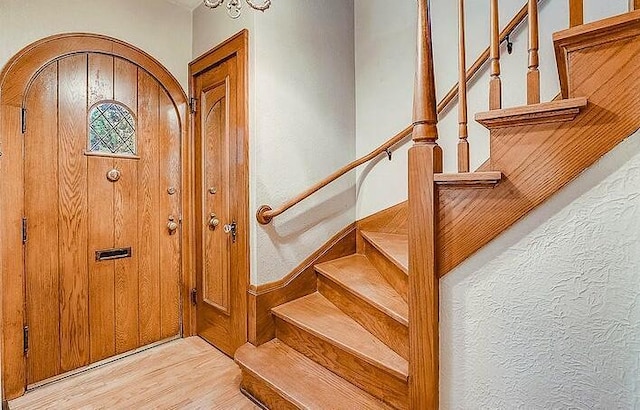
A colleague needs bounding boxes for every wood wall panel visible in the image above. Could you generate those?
[137,70,162,345]
[203,93,230,312]
[87,54,116,363]
[159,90,182,339]
[57,54,90,372]
[24,63,60,385]
[113,59,140,354]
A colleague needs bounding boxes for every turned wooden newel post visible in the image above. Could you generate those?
[409,1,441,408]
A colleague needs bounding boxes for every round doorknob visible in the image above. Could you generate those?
[209,214,220,229]
[167,220,179,233]
[167,216,179,234]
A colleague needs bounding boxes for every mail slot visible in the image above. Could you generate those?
[95,247,132,261]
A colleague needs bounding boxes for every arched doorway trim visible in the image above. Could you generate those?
[0,33,195,400]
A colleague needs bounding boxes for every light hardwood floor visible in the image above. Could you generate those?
[9,337,258,410]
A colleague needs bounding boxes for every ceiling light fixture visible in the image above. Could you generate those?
[203,0,271,19]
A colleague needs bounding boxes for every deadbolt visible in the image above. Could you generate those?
[224,221,237,243]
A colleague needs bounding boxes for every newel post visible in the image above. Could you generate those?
[409,0,441,408]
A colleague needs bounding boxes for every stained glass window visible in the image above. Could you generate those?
[88,101,137,156]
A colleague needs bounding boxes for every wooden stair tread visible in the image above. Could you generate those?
[475,97,588,129]
[235,340,391,409]
[272,293,408,381]
[360,231,408,274]
[315,254,408,326]
[434,171,502,187]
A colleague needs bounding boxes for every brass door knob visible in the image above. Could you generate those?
[167,217,179,234]
[209,214,220,229]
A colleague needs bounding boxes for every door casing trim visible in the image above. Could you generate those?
[0,33,195,400]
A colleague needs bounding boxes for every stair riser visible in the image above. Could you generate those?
[240,370,300,410]
[364,242,408,302]
[317,277,409,360]
[275,317,408,409]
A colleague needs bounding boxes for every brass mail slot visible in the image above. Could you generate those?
[95,247,132,261]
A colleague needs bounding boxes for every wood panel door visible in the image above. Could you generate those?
[23,53,182,386]
[192,35,249,357]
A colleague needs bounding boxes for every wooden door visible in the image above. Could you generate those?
[23,53,182,386]
[192,38,248,357]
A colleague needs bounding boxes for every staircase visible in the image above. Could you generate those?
[237,231,410,409]
[236,8,640,410]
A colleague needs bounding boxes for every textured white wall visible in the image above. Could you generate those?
[0,0,193,91]
[441,132,640,409]
[193,0,356,285]
[354,0,630,219]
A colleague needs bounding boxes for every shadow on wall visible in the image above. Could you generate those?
[258,184,356,244]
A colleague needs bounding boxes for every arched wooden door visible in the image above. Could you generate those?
[23,53,181,386]
[0,34,191,400]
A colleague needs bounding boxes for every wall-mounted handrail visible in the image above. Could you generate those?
[255,125,413,224]
[256,2,531,225]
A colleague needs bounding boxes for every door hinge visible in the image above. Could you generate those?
[189,97,197,114]
[23,325,29,356]
[21,106,27,134]
[22,217,27,244]
[190,288,197,306]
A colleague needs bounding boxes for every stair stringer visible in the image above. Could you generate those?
[360,15,640,278]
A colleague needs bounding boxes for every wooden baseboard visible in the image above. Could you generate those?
[247,224,356,346]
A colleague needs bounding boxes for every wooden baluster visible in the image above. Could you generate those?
[458,0,470,172]
[489,0,502,110]
[527,0,540,104]
[409,1,441,409]
[569,0,584,27]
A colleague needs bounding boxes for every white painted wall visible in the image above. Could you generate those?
[441,132,640,408]
[354,0,630,218]
[0,0,192,91]
[193,0,356,285]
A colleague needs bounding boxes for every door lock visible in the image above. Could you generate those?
[223,221,237,243]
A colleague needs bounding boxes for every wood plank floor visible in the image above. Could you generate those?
[9,337,258,410]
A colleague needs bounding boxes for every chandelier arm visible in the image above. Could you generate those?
[245,0,271,12]
[203,0,225,9]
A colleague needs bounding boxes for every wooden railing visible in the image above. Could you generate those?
[409,0,592,406]
[256,2,533,225]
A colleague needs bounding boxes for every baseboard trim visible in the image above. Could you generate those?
[248,224,356,345]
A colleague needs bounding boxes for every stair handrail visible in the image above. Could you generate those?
[255,2,531,225]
